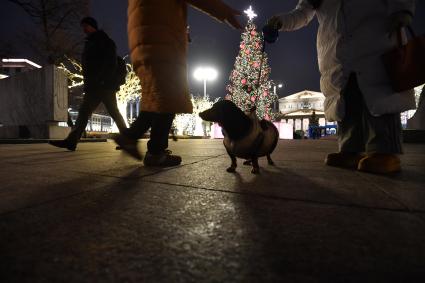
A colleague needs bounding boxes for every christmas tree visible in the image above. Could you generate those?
[226,6,277,120]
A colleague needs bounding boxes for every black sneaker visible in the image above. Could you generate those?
[48,139,76,151]
[143,150,182,167]
[112,134,142,160]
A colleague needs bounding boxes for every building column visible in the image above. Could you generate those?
[136,98,140,116]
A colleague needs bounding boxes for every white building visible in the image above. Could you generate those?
[0,58,42,79]
[278,90,336,136]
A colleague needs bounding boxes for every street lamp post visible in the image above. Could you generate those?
[194,67,218,98]
[273,83,284,112]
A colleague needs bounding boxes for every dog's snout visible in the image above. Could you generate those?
[199,110,207,120]
[199,109,213,121]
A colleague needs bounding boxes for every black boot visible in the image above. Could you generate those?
[48,139,77,151]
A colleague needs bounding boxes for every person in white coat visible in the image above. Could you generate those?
[267,0,416,174]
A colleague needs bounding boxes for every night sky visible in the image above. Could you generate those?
[1,0,424,99]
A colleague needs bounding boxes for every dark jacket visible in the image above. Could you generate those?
[82,30,117,92]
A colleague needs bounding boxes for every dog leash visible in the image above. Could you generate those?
[253,25,279,109]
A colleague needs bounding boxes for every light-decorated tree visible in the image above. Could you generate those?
[173,95,218,136]
[226,6,278,120]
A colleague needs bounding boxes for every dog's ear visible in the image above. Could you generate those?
[220,101,243,127]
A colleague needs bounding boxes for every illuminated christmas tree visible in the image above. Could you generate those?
[226,6,277,120]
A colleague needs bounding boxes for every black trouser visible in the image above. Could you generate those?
[125,111,175,154]
[67,90,127,144]
[338,74,402,154]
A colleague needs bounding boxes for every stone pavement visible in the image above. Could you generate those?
[0,139,424,283]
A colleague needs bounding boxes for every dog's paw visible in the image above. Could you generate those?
[251,168,260,174]
[227,167,236,173]
[243,160,252,166]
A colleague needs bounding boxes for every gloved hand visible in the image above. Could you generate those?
[388,11,413,33]
[266,15,283,31]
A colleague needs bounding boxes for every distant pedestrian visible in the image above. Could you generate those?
[50,17,127,151]
[114,0,242,166]
[266,0,416,174]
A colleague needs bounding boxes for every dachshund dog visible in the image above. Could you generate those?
[199,100,279,174]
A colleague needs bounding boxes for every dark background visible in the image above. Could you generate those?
[1,0,424,99]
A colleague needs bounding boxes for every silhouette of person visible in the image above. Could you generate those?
[50,17,127,151]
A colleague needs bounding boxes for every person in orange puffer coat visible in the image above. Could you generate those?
[115,0,242,166]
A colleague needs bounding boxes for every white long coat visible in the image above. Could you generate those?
[277,0,416,121]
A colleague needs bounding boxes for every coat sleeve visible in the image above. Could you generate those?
[386,0,415,16]
[277,0,315,32]
[185,0,234,23]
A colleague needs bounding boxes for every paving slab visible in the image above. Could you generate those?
[1,139,425,282]
[1,181,425,283]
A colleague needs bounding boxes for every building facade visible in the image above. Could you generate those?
[0,58,42,79]
[278,90,336,137]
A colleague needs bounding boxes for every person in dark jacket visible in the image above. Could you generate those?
[49,17,127,151]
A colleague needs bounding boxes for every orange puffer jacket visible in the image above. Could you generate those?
[128,0,234,113]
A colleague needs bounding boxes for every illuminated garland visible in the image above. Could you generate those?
[59,56,141,102]
[58,57,84,89]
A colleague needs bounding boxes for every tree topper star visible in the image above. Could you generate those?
[244,6,257,21]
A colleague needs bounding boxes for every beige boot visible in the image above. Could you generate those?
[357,153,401,174]
[325,152,365,169]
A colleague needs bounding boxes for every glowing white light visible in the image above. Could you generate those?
[0,74,9,79]
[1,58,42,69]
[244,6,257,21]
[278,84,283,88]
[193,67,218,81]
[194,67,218,98]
